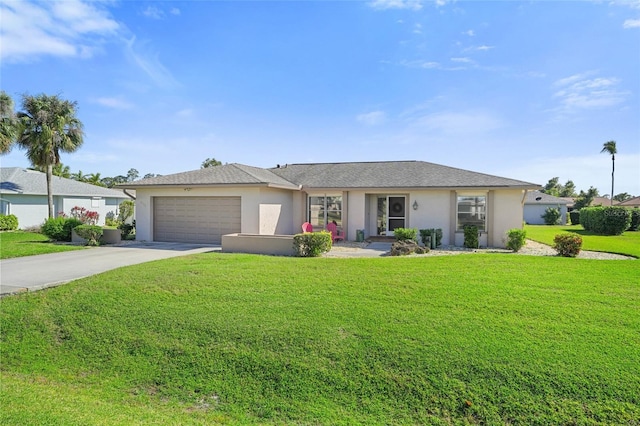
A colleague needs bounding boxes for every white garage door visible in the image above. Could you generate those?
[153,196,241,244]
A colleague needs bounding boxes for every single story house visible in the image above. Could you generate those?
[121,161,539,248]
[524,190,570,225]
[617,196,640,208]
[0,167,132,228]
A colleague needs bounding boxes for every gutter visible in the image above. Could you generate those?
[124,189,136,200]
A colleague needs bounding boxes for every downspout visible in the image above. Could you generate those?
[124,189,136,200]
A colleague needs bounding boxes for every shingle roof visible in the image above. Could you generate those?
[524,190,570,205]
[121,163,300,189]
[270,161,539,189]
[617,196,640,207]
[0,167,130,198]
[121,161,539,190]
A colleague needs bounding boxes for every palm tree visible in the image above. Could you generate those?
[600,140,617,206]
[16,94,84,218]
[0,91,17,154]
[71,170,87,182]
[34,163,72,178]
[85,173,106,187]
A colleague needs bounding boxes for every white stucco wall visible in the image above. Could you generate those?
[0,194,126,228]
[492,190,526,247]
[408,190,452,246]
[347,191,366,241]
[134,186,295,242]
[524,203,568,225]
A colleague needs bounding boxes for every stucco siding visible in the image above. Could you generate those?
[0,194,49,228]
[258,187,295,235]
[408,190,452,246]
[492,190,526,247]
[524,204,567,225]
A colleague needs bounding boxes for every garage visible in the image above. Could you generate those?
[153,196,241,244]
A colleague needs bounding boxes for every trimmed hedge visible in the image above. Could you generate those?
[41,217,83,241]
[541,207,561,225]
[463,225,479,249]
[0,214,19,231]
[629,209,639,231]
[580,206,631,235]
[393,227,417,242]
[506,228,527,252]
[569,210,580,225]
[293,232,332,257]
[74,225,104,246]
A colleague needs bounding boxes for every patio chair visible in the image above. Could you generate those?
[302,222,313,233]
[326,222,345,243]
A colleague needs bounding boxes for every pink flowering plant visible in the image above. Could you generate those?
[70,206,100,225]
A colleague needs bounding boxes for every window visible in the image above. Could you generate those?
[457,196,486,231]
[308,195,342,229]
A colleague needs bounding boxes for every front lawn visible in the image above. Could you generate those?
[1,253,639,425]
[525,224,640,258]
[0,231,85,259]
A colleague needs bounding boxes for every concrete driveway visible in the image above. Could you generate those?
[0,242,220,296]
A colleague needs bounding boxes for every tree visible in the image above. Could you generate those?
[143,173,161,179]
[34,163,71,178]
[541,177,560,196]
[558,180,577,198]
[16,94,84,218]
[85,173,105,187]
[600,140,617,206]
[201,157,222,168]
[574,186,600,210]
[613,192,633,202]
[71,170,87,182]
[0,91,17,154]
[127,168,139,182]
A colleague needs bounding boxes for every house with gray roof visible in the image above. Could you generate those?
[122,161,539,248]
[1,167,131,229]
[524,190,570,225]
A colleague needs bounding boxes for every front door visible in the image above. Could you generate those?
[377,196,406,235]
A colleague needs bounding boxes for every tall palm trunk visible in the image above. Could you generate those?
[611,154,615,206]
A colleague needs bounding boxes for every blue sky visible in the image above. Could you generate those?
[1,0,639,195]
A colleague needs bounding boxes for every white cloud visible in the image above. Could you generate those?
[400,59,441,69]
[450,57,473,63]
[413,23,423,34]
[170,8,181,16]
[410,110,504,135]
[93,97,134,110]
[142,6,164,19]
[357,111,387,126]
[0,0,119,63]
[623,18,640,28]
[552,73,629,112]
[464,29,475,36]
[124,36,180,89]
[368,0,423,11]
[476,45,494,51]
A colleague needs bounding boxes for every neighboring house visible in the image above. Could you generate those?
[524,191,570,225]
[0,167,132,228]
[617,196,640,208]
[121,161,539,248]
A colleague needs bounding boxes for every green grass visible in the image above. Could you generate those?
[524,225,640,258]
[2,253,639,425]
[0,231,85,259]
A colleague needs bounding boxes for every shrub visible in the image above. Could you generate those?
[541,207,561,225]
[581,206,631,235]
[393,227,417,242]
[553,234,582,257]
[118,200,135,223]
[629,209,640,231]
[569,210,580,225]
[105,212,118,227]
[505,228,527,252]
[0,214,19,231]
[41,217,83,241]
[70,206,99,225]
[118,221,136,239]
[73,225,103,246]
[463,225,479,249]
[419,228,443,248]
[293,232,332,257]
[390,240,428,256]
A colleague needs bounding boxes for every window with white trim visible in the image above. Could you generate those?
[457,195,486,231]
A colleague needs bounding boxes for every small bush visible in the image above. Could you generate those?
[0,214,19,231]
[118,221,136,239]
[569,210,580,225]
[390,240,428,256]
[105,212,118,227]
[463,225,479,249]
[293,232,332,257]
[506,228,527,252]
[541,207,561,225]
[70,206,100,225]
[629,209,640,231]
[419,228,443,248]
[553,234,582,257]
[393,227,417,242]
[118,200,135,223]
[74,225,103,246]
[42,217,83,241]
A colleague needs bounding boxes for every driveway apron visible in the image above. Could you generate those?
[0,242,220,296]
